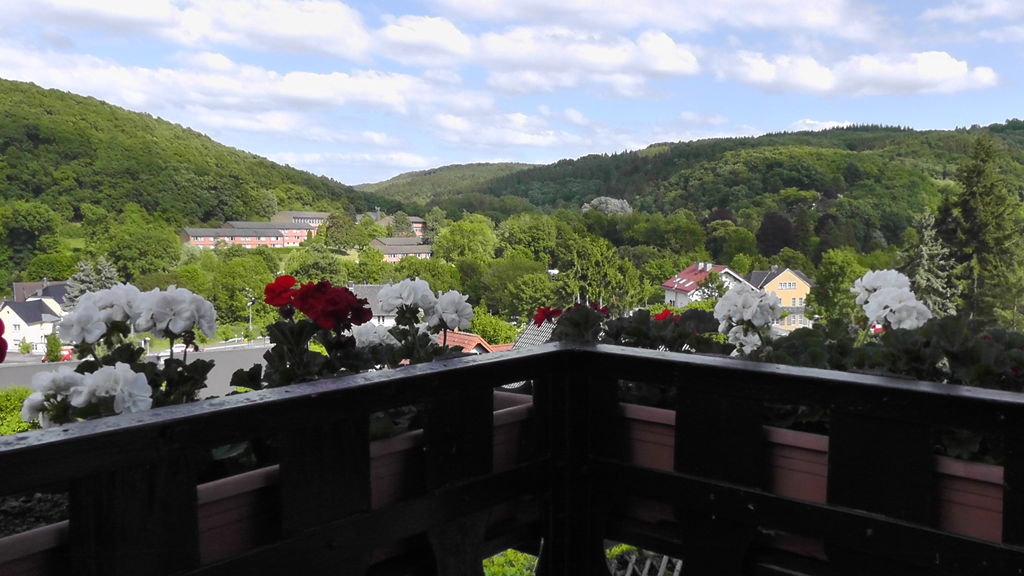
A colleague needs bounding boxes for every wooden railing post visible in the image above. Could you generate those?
[534,352,617,576]
[673,387,767,575]
[826,412,934,574]
[276,415,372,574]
[1001,435,1024,545]
[425,377,494,576]
[69,454,199,576]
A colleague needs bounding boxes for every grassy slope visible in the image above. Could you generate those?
[355,162,536,204]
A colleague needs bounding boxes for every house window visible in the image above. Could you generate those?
[13,324,21,331]
[791,298,796,306]
[243,244,252,248]
[778,281,796,290]
[799,298,804,306]
[241,237,251,241]
[226,237,235,241]
[258,237,267,241]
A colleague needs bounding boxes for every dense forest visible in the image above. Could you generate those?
[3,76,1024,338]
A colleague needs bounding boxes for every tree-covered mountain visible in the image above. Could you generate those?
[354,162,535,205]
[0,78,394,226]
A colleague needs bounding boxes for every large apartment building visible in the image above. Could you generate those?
[181,221,314,249]
[369,237,433,263]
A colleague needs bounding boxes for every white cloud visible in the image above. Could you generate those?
[270,151,433,176]
[679,112,729,125]
[431,0,886,42]
[373,15,472,66]
[922,1,1024,22]
[479,27,699,95]
[430,111,587,147]
[563,108,589,125]
[0,0,372,60]
[789,119,853,131]
[981,25,1024,42]
[716,51,998,96]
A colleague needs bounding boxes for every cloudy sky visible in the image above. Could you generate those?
[0,1,1020,184]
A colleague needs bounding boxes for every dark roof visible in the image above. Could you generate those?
[513,321,554,349]
[747,268,816,289]
[371,237,426,246]
[347,284,394,317]
[1,300,57,324]
[38,284,68,304]
[182,227,284,238]
[225,221,314,230]
[12,281,68,302]
[409,216,426,223]
[279,211,330,218]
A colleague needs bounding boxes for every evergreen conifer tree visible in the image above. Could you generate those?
[63,260,96,311]
[939,136,1024,324]
[900,213,961,317]
[95,256,119,290]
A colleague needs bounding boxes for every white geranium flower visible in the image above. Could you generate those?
[93,283,141,324]
[131,288,162,333]
[851,270,911,306]
[352,323,399,347]
[21,368,84,428]
[714,284,782,330]
[427,290,474,330]
[378,278,438,315]
[71,363,152,414]
[862,286,933,331]
[59,301,108,344]
[727,325,762,355]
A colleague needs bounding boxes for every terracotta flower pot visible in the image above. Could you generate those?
[0,392,534,575]
[617,402,1006,560]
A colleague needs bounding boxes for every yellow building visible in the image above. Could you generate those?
[745,266,815,331]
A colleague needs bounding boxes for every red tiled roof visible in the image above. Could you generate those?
[490,343,514,352]
[661,263,748,292]
[441,331,494,353]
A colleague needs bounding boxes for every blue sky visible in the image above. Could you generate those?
[0,1,1021,184]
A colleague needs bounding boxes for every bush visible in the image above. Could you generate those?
[0,386,38,435]
[483,549,537,576]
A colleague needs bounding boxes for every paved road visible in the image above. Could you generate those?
[0,344,271,398]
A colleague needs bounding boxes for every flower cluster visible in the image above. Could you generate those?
[533,306,563,327]
[21,363,152,429]
[264,276,373,331]
[59,283,216,344]
[851,270,932,330]
[714,284,782,354]
[352,323,399,347]
[426,290,474,331]
[376,278,474,331]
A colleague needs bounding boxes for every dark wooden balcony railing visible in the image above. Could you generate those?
[3,342,1024,575]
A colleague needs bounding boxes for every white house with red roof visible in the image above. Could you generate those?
[661,262,752,307]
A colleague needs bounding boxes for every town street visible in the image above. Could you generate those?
[0,344,271,399]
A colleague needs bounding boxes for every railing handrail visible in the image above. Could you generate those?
[5,341,1024,495]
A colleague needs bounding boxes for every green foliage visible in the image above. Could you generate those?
[355,247,392,284]
[356,163,533,204]
[45,332,62,362]
[23,252,78,281]
[483,549,537,576]
[434,214,498,262]
[18,338,32,354]
[0,386,38,435]
[393,257,461,293]
[469,305,520,345]
[807,248,865,322]
[354,217,387,247]
[285,244,351,286]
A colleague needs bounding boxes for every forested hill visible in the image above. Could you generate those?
[354,162,535,204]
[425,122,1024,222]
[0,78,388,226]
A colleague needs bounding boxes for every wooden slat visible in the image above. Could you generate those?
[188,461,547,576]
[595,459,1024,575]
[1002,435,1024,545]
[68,455,198,576]
[278,416,372,574]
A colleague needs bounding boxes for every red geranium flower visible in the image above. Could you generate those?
[293,281,331,321]
[590,302,610,317]
[0,319,6,363]
[654,308,674,322]
[265,275,298,307]
[533,306,563,327]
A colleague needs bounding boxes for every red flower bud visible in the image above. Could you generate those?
[654,308,673,321]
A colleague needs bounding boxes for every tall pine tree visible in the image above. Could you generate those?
[63,260,96,312]
[900,213,961,317]
[939,136,1024,325]
[95,256,119,290]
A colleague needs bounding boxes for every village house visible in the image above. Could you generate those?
[271,210,331,230]
[369,237,432,264]
[0,297,63,354]
[180,221,314,250]
[661,262,751,308]
[746,265,816,330]
[357,208,427,238]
